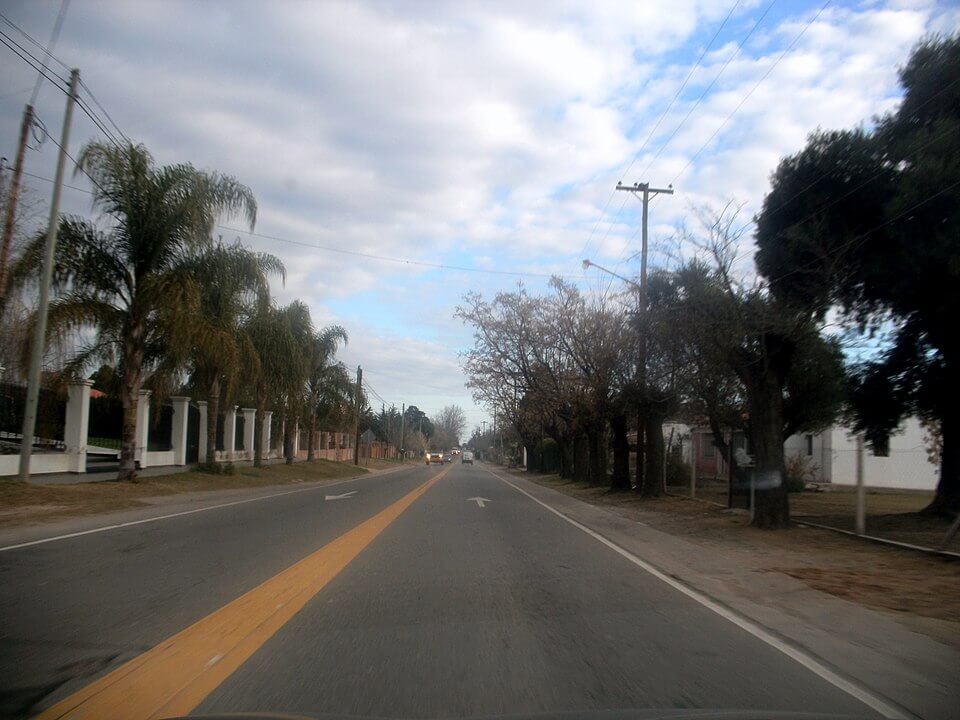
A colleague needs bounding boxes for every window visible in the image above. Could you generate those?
[806,434,814,456]
[702,439,715,458]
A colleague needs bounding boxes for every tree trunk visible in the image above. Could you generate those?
[925,402,960,517]
[610,413,630,491]
[557,436,573,478]
[642,409,665,497]
[117,363,141,482]
[205,375,220,465]
[253,395,266,468]
[586,424,607,485]
[524,440,540,473]
[307,409,317,462]
[283,414,295,464]
[746,369,789,528]
[573,433,589,483]
[634,408,645,492]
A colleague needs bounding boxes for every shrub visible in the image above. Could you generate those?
[784,454,819,492]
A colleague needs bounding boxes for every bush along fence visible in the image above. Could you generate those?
[0,380,399,477]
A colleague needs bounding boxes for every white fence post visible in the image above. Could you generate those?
[196,401,208,462]
[242,407,256,460]
[170,396,190,466]
[64,380,93,473]
[224,405,238,457]
[856,434,866,535]
[136,390,151,469]
[261,410,273,459]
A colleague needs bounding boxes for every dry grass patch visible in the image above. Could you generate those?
[0,459,366,527]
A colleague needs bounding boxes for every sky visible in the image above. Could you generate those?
[1,0,957,435]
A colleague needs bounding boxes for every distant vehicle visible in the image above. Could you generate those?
[443,454,453,463]
[461,451,474,464]
[425,451,444,465]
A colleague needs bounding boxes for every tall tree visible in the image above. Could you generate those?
[675,204,843,527]
[15,142,256,480]
[755,35,960,515]
[181,241,283,465]
[305,325,348,461]
[433,405,467,447]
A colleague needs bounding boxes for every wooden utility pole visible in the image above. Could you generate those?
[855,434,865,535]
[19,70,79,481]
[399,403,405,460]
[615,181,673,492]
[353,365,362,465]
[0,104,34,314]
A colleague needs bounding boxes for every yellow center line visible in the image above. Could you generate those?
[35,465,451,720]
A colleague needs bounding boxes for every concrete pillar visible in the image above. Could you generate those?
[196,401,208,462]
[242,408,256,459]
[170,396,190,466]
[136,390,151,468]
[261,410,273,459]
[224,406,238,456]
[64,380,93,473]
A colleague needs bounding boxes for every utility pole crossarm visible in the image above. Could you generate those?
[616,182,674,196]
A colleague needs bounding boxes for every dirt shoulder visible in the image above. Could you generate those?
[523,473,960,626]
[0,460,371,528]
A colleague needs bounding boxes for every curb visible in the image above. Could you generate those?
[792,518,960,560]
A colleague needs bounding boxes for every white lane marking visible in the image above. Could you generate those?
[206,653,223,667]
[467,496,490,508]
[324,490,357,501]
[486,468,911,720]
[0,466,416,553]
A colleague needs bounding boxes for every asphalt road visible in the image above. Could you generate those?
[0,461,881,719]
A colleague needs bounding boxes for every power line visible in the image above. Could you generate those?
[27,0,70,107]
[216,225,588,280]
[78,78,130,144]
[583,0,776,286]
[0,11,71,72]
[0,29,70,90]
[667,1,830,188]
[605,1,828,286]
[637,0,777,183]
[20,170,583,280]
[0,14,128,150]
[768,177,960,286]
[578,0,743,261]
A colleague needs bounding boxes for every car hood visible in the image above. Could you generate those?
[169,709,875,720]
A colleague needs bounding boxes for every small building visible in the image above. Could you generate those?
[686,416,937,491]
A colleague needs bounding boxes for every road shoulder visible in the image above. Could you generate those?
[490,467,960,720]
[0,462,411,551]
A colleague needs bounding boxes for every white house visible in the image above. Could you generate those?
[684,416,938,491]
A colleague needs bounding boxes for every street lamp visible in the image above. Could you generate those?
[582,258,642,291]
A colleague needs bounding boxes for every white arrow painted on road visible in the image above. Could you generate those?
[325,491,357,501]
[468,497,491,508]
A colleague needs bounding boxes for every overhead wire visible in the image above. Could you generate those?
[20,170,587,280]
[665,0,831,189]
[766,177,960,287]
[1,11,129,151]
[27,0,69,107]
[586,0,778,296]
[577,0,744,263]
[602,1,830,293]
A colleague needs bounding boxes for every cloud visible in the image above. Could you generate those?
[0,0,953,426]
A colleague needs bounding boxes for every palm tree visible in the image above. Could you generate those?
[245,300,313,466]
[305,325,348,461]
[181,241,284,465]
[17,142,256,480]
